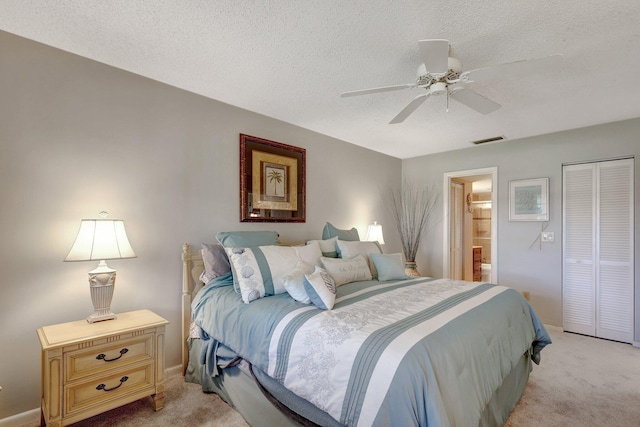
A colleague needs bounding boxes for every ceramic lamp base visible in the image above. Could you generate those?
[87,307,116,323]
[87,261,118,323]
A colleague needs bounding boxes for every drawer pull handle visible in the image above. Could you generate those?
[96,376,128,392]
[96,348,129,362]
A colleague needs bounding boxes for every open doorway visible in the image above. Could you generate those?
[443,167,498,283]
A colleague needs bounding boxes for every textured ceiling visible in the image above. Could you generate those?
[1,1,640,159]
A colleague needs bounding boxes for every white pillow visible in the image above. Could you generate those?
[304,266,337,310]
[321,255,372,286]
[295,240,323,266]
[226,242,322,303]
[283,261,313,304]
[306,236,339,257]
[336,240,383,277]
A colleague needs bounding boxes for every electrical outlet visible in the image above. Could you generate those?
[541,231,554,243]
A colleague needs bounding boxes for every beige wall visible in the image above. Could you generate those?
[0,31,402,419]
[403,119,640,338]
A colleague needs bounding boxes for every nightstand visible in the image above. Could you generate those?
[37,310,169,427]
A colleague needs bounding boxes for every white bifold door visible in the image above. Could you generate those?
[562,158,634,343]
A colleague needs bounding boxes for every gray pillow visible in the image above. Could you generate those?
[200,243,231,283]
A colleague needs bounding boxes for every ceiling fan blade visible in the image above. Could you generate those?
[449,88,500,114]
[460,54,563,83]
[418,39,450,74]
[389,93,429,124]
[341,83,417,97]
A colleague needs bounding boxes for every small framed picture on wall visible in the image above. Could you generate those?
[509,177,549,221]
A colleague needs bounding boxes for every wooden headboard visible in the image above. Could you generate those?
[181,243,204,375]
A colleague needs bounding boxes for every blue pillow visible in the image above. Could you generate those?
[370,253,409,281]
[216,231,280,248]
[321,222,359,241]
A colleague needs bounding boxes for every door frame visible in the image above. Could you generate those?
[443,167,498,283]
[450,180,464,280]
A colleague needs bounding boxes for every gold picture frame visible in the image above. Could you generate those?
[251,150,297,211]
[240,134,305,222]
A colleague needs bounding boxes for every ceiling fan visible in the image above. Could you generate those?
[341,39,562,124]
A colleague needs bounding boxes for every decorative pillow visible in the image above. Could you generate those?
[321,222,360,241]
[306,236,339,258]
[216,230,280,248]
[290,240,322,266]
[304,266,337,310]
[370,253,409,281]
[336,240,383,277]
[225,241,322,303]
[200,243,231,283]
[283,261,313,304]
[321,255,372,286]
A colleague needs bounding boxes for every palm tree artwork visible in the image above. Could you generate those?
[266,165,285,198]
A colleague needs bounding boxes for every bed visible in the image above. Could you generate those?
[180,231,551,427]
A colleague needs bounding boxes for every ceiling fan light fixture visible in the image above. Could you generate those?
[430,82,447,96]
[448,57,462,73]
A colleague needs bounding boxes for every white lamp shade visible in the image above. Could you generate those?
[65,219,136,261]
[366,221,385,245]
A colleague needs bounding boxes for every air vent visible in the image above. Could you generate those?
[471,135,506,145]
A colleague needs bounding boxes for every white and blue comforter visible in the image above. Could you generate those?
[192,276,550,427]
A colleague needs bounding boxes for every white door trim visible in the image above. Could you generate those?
[450,181,464,280]
[442,167,498,283]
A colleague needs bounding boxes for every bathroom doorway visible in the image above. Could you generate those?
[443,167,498,283]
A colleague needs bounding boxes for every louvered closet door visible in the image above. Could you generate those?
[597,159,634,342]
[563,163,596,336]
[563,159,634,343]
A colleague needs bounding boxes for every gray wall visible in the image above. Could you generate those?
[0,31,402,419]
[403,119,640,339]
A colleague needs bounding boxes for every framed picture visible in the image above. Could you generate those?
[509,178,549,221]
[240,134,305,222]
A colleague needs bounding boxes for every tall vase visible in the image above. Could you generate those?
[404,261,420,277]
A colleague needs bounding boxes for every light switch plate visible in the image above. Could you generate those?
[541,231,554,242]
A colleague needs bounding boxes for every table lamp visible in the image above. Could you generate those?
[64,212,136,323]
[366,221,385,245]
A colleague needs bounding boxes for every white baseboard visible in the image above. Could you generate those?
[166,363,183,378]
[0,365,183,427]
[544,324,563,332]
[0,408,39,427]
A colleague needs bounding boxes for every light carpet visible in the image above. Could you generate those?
[24,326,640,426]
[505,325,640,426]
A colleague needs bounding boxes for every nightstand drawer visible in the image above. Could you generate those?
[65,333,154,382]
[64,362,154,417]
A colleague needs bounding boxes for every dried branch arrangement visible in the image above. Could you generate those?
[390,183,438,262]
